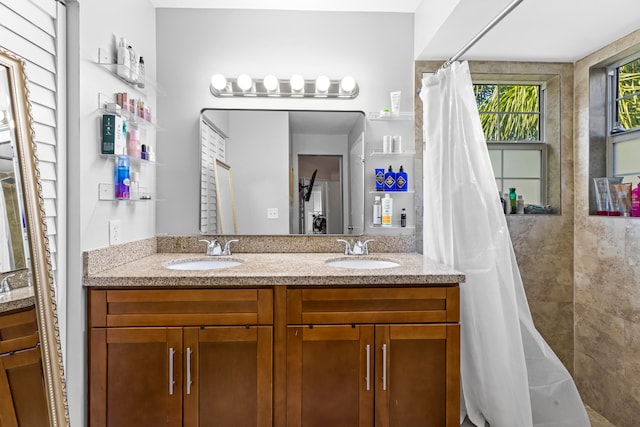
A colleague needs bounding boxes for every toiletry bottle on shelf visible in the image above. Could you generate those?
[384,165,396,192]
[396,165,408,191]
[373,196,382,226]
[632,179,640,217]
[115,155,130,200]
[116,37,130,80]
[127,128,140,158]
[138,57,145,89]
[400,208,407,227]
[375,168,385,191]
[127,45,138,82]
[509,188,517,214]
[381,194,393,227]
[516,195,524,214]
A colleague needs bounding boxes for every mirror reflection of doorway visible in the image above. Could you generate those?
[298,155,342,234]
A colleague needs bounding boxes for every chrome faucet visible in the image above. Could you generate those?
[222,239,239,256]
[0,273,15,293]
[199,239,222,256]
[336,239,374,255]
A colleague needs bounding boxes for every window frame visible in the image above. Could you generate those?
[606,52,640,180]
[474,80,548,205]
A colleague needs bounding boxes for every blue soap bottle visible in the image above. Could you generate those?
[395,165,408,192]
[384,165,396,192]
[115,155,130,199]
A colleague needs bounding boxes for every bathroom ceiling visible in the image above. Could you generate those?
[150,0,640,62]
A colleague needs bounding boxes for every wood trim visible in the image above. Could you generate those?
[374,325,390,427]
[446,287,460,323]
[88,290,107,328]
[0,332,39,354]
[182,328,198,427]
[167,328,183,427]
[258,289,274,324]
[300,311,448,324]
[106,313,260,327]
[286,289,302,324]
[273,286,287,427]
[89,328,106,427]
[446,324,460,427]
[257,327,273,427]
[0,306,37,329]
[286,326,302,427]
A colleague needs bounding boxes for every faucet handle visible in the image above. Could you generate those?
[336,239,352,255]
[361,239,374,255]
[222,239,239,256]
[199,239,221,256]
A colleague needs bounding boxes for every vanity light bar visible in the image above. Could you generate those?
[209,74,359,99]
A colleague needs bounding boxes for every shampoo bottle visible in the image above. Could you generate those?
[116,37,130,80]
[373,196,382,226]
[381,194,393,227]
[395,165,408,192]
[127,45,138,82]
[509,188,517,214]
[115,155,130,200]
[384,165,396,192]
[138,56,145,89]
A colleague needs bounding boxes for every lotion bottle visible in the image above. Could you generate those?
[116,37,130,80]
[631,178,640,217]
[384,165,396,192]
[395,165,408,192]
[381,194,393,227]
[373,196,382,226]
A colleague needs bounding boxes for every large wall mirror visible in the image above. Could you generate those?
[0,47,68,426]
[200,109,365,235]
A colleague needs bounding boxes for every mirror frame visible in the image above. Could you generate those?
[0,46,69,426]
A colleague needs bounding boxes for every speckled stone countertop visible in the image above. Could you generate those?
[0,286,34,313]
[84,252,465,287]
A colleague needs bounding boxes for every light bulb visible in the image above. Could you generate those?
[290,74,305,92]
[340,76,356,93]
[210,74,227,91]
[237,74,253,91]
[263,75,279,92]
[315,75,330,93]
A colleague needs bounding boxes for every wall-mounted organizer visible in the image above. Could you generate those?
[95,44,161,202]
[366,112,416,232]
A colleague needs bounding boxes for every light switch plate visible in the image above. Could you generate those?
[109,220,122,245]
[267,208,279,219]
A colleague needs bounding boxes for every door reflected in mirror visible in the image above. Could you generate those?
[200,109,365,235]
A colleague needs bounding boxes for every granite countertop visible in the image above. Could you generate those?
[84,252,465,287]
[0,286,34,313]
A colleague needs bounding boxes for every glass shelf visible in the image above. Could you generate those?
[370,150,416,156]
[98,183,154,201]
[368,112,414,121]
[98,93,160,130]
[369,189,415,194]
[96,48,164,96]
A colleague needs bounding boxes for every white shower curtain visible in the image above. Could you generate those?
[420,61,590,427]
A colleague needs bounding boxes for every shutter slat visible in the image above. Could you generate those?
[2,0,56,35]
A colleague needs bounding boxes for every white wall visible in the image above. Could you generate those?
[66,0,156,424]
[156,8,415,235]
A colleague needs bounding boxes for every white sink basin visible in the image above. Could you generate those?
[165,258,243,270]
[325,258,400,269]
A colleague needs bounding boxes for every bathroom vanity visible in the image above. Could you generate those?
[85,249,463,427]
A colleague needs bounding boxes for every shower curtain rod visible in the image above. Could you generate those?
[438,0,524,71]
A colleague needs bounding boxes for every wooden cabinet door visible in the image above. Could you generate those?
[90,327,182,427]
[287,325,374,427]
[374,324,460,427]
[183,326,273,427]
[0,347,50,427]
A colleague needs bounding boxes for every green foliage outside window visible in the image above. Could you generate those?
[474,84,541,141]
[616,57,640,131]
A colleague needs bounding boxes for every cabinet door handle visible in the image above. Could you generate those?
[186,347,193,395]
[382,343,388,391]
[169,347,176,395]
[365,344,371,391]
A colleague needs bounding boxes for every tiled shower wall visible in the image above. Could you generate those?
[574,28,640,427]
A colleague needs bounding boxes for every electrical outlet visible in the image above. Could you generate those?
[109,220,122,245]
[267,208,279,219]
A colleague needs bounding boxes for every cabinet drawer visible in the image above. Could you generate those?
[0,307,39,354]
[287,287,459,325]
[90,288,273,327]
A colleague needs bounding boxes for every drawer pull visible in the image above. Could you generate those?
[169,347,176,395]
[186,347,192,395]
